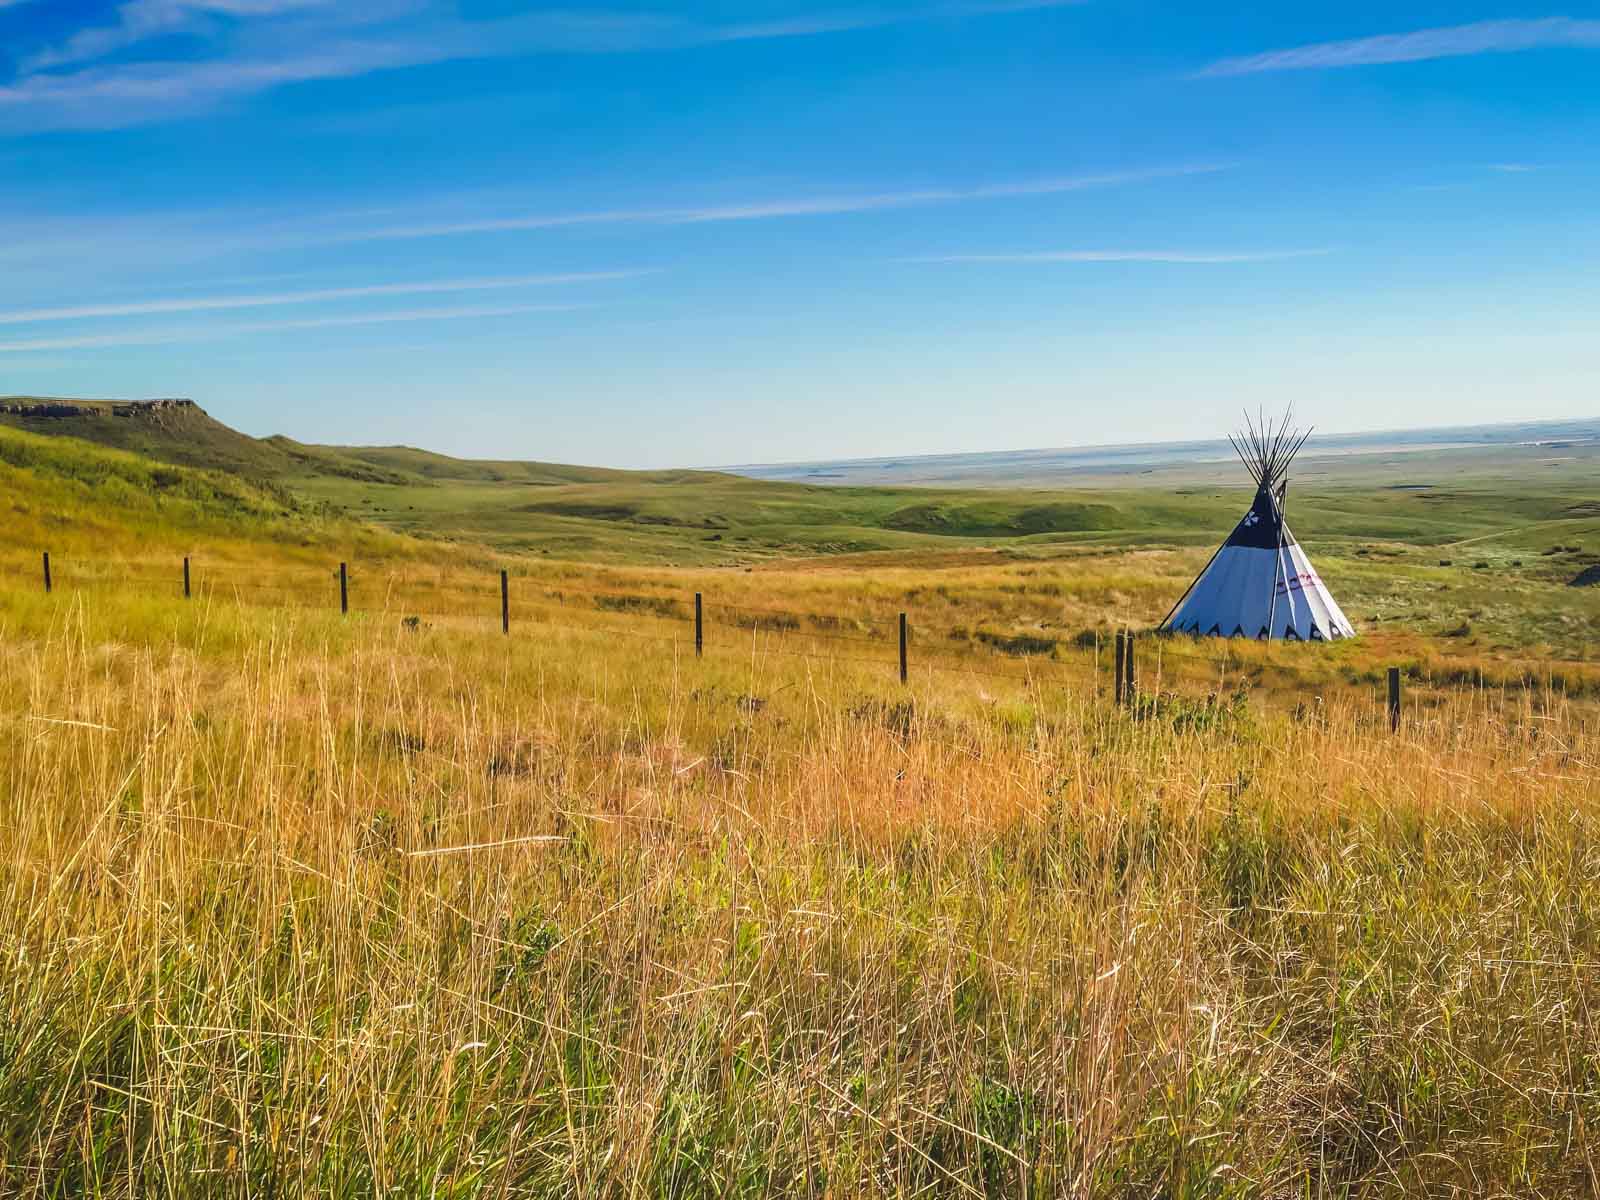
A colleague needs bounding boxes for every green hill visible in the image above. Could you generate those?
[0,415,480,578]
[0,398,728,491]
[0,417,303,558]
[321,443,725,486]
[0,397,414,484]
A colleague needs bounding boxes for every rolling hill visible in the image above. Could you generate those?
[1,396,1157,562]
[0,396,418,485]
[0,415,390,564]
[0,397,719,489]
[6,397,1597,583]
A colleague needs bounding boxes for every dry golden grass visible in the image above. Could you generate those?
[5,545,1595,707]
[2,574,1599,1197]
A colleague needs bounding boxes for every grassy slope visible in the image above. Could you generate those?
[0,422,482,577]
[0,398,708,490]
[0,397,419,484]
[328,443,722,486]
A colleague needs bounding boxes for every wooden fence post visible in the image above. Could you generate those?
[694,592,703,658]
[1388,667,1401,733]
[339,562,348,615]
[899,613,908,684]
[183,556,191,599]
[1114,630,1126,707]
[1125,631,1136,703]
[42,552,51,595]
[500,569,510,634]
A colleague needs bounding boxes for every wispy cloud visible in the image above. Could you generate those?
[1487,162,1541,172]
[908,248,1331,264]
[21,0,343,73]
[2,1,1082,130]
[0,166,1229,279]
[712,0,1080,42]
[1,40,457,130]
[0,270,645,326]
[327,166,1231,246]
[1196,17,1600,77]
[0,303,581,353]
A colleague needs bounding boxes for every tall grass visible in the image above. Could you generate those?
[2,587,1598,1196]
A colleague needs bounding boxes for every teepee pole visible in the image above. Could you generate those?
[1261,409,1313,638]
[1267,521,1292,638]
[1265,509,1283,639]
[1264,425,1313,638]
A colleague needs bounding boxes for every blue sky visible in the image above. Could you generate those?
[2,2,1597,467]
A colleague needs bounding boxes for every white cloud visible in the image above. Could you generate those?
[22,0,341,73]
[0,165,1230,279]
[1,40,456,126]
[1,1,1083,130]
[908,249,1331,264]
[0,270,645,326]
[327,166,1232,245]
[1197,17,1600,77]
[0,303,582,353]
[712,0,1079,43]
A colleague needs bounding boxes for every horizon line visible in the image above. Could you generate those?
[709,413,1600,474]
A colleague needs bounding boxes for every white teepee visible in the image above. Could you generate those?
[1161,413,1356,641]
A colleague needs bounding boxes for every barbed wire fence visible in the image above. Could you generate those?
[6,551,1597,732]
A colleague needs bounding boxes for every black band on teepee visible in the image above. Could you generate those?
[1222,485,1299,550]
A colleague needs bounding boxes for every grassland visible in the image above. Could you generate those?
[4,571,1600,1196]
[3,409,1600,1195]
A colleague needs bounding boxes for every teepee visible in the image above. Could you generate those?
[1161,412,1356,641]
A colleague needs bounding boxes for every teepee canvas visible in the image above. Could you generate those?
[1161,414,1356,641]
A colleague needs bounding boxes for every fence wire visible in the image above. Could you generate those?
[4,554,1597,713]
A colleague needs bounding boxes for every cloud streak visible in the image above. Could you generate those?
[2,1,1083,130]
[21,0,342,73]
[0,166,1230,280]
[711,0,1080,43]
[1197,17,1600,77]
[327,166,1231,246]
[0,270,645,326]
[0,303,581,353]
[908,249,1331,264]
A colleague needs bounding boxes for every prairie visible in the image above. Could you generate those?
[3,415,1600,1196]
[3,580,1599,1196]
